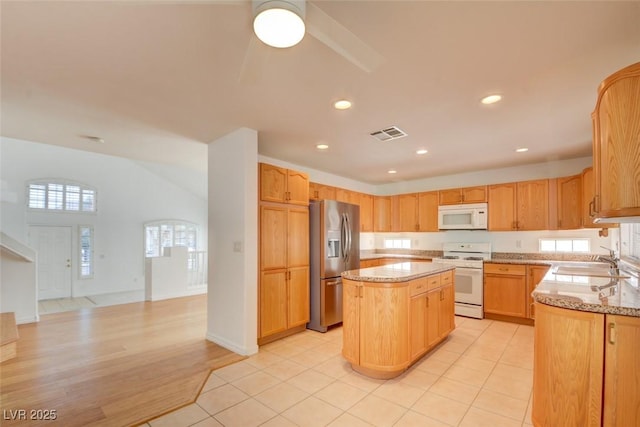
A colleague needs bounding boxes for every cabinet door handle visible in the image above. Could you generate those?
[608,322,616,344]
[499,267,509,271]
[589,199,595,217]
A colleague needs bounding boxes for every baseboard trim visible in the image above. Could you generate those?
[206,332,258,356]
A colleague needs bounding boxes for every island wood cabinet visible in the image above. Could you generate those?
[533,303,640,427]
[259,203,310,344]
[591,62,640,222]
[260,163,309,206]
[439,186,487,205]
[343,270,454,379]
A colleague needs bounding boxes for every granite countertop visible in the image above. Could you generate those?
[359,252,436,261]
[342,261,455,283]
[532,265,640,317]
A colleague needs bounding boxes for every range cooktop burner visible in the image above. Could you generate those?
[464,257,484,261]
[442,256,459,259]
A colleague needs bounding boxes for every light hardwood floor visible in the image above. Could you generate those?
[0,295,245,426]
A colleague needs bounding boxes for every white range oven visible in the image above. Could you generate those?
[432,242,491,319]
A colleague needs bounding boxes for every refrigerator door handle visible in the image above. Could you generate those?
[345,213,352,263]
[340,213,347,260]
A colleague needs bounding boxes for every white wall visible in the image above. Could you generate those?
[281,155,612,254]
[1,233,38,324]
[207,128,259,356]
[377,156,593,195]
[0,137,208,298]
[361,229,611,255]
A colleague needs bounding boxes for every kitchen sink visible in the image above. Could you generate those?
[552,263,628,279]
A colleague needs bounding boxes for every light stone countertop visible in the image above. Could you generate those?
[532,266,640,317]
[342,261,455,283]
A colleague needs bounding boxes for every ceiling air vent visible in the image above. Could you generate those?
[370,126,408,142]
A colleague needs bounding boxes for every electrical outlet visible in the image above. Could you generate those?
[516,240,522,249]
[233,241,242,253]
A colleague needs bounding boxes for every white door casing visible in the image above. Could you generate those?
[28,226,72,300]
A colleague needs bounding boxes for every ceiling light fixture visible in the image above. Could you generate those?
[388,169,397,174]
[253,0,306,48]
[416,149,428,155]
[316,144,329,150]
[481,94,502,105]
[516,147,529,153]
[334,99,352,110]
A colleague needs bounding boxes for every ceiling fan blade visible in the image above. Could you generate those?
[238,34,272,85]
[305,2,384,73]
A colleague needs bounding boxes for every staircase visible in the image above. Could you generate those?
[1,312,18,362]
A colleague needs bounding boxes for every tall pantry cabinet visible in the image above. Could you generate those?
[258,163,310,345]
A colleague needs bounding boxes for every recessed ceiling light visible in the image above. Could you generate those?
[515,147,529,153]
[334,99,352,110]
[481,94,502,105]
[416,149,428,155]
[388,169,397,174]
[316,144,329,150]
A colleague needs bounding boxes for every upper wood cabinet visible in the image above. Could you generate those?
[417,191,439,232]
[359,193,374,232]
[555,174,582,230]
[516,179,549,231]
[308,182,336,201]
[396,193,419,231]
[392,191,438,232]
[591,62,640,222]
[373,196,393,232]
[488,180,549,231]
[260,163,309,206]
[488,183,517,231]
[336,188,360,205]
[439,186,487,205]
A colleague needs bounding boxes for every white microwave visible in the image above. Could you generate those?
[438,203,488,230]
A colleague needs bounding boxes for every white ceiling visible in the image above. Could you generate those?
[2,1,639,184]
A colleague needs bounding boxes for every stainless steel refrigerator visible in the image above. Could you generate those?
[308,200,360,332]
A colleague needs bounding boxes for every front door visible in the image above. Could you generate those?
[28,225,72,300]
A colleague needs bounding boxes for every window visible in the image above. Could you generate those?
[620,223,640,262]
[79,226,94,278]
[383,238,411,249]
[27,180,97,213]
[144,221,197,258]
[539,238,590,253]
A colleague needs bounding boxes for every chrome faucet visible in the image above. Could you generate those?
[598,246,620,276]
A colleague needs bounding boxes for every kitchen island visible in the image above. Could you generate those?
[341,262,456,379]
[531,264,640,427]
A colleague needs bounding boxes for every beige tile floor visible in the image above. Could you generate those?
[147,317,535,427]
